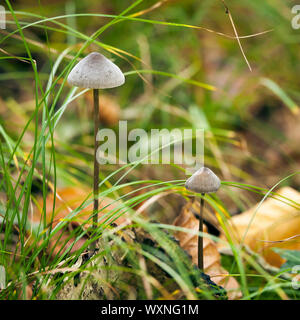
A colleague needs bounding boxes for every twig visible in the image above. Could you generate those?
[221,0,252,71]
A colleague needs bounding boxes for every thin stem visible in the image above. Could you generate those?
[91,88,100,252]
[198,193,205,270]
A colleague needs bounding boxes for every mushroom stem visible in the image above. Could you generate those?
[198,193,205,270]
[92,88,100,251]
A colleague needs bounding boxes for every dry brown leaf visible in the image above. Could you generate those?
[173,201,242,299]
[31,186,127,256]
[218,187,300,267]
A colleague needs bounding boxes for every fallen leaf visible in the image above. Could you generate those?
[218,187,300,267]
[173,201,242,299]
[31,186,127,256]
[32,187,127,226]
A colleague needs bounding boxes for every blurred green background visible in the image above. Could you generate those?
[1,0,299,209]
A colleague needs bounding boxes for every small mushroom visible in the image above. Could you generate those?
[68,52,125,251]
[185,167,220,270]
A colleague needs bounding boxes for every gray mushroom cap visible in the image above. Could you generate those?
[185,167,221,194]
[67,52,125,89]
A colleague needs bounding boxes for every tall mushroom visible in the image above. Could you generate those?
[185,167,220,270]
[67,52,125,251]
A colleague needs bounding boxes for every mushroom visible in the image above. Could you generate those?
[185,167,220,270]
[67,52,125,251]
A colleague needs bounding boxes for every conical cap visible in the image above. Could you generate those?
[67,52,125,89]
[185,167,221,194]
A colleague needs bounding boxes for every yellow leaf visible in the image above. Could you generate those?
[219,187,300,267]
[31,187,126,256]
